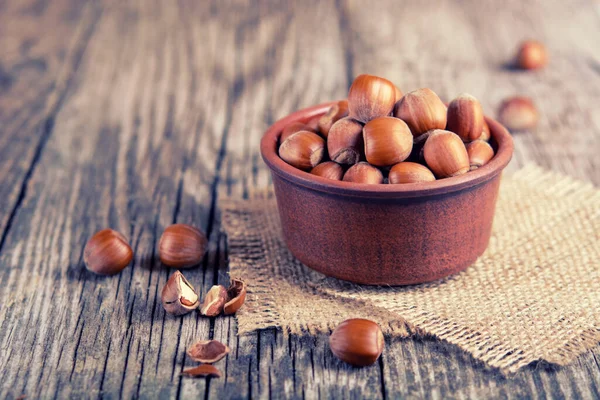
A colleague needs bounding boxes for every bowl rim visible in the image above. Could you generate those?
[260,101,514,199]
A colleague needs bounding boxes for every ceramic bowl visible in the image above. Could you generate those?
[260,102,514,285]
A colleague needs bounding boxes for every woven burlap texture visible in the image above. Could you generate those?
[220,165,600,373]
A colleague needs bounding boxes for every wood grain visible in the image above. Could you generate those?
[0,0,598,398]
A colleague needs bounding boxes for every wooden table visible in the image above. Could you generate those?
[1,0,599,398]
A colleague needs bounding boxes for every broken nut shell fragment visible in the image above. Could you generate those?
[181,364,222,378]
[224,278,247,315]
[161,271,200,316]
[187,340,230,363]
[200,285,228,316]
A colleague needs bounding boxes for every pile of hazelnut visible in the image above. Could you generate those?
[278,74,496,184]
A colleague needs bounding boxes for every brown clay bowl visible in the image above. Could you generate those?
[260,102,514,285]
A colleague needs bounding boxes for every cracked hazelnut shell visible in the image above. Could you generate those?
[200,285,228,317]
[223,278,247,315]
[281,121,316,143]
[516,40,547,70]
[161,271,200,315]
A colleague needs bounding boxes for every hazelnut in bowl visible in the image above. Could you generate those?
[260,75,513,285]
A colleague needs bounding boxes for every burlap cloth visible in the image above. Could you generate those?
[220,165,600,373]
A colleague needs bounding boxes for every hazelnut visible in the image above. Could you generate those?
[497,96,538,131]
[161,271,200,315]
[200,285,228,316]
[182,364,222,378]
[83,229,133,275]
[480,119,491,142]
[516,40,547,70]
[318,100,349,137]
[347,74,396,123]
[281,122,315,143]
[187,339,230,363]
[466,140,494,170]
[363,117,413,167]
[159,224,207,268]
[279,131,325,170]
[408,130,434,163]
[423,130,469,178]
[393,88,447,137]
[223,278,247,315]
[394,85,403,102]
[310,162,344,181]
[329,319,384,367]
[446,93,484,142]
[388,162,436,184]
[306,115,321,132]
[327,117,364,165]
[342,162,383,184]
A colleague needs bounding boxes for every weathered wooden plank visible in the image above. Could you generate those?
[0,0,235,398]
[0,0,97,250]
[205,1,388,399]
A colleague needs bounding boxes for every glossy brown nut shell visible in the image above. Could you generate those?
[348,74,396,123]
[466,140,495,170]
[83,229,133,275]
[363,117,413,167]
[342,162,383,184]
[393,88,447,137]
[159,224,207,268]
[327,117,364,165]
[516,40,547,70]
[388,162,436,184]
[446,93,484,142]
[329,319,384,367]
[281,121,315,143]
[279,131,325,170]
[311,162,344,181]
[423,130,470,178]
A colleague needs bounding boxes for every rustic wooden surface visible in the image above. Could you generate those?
[0,0,599,398]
